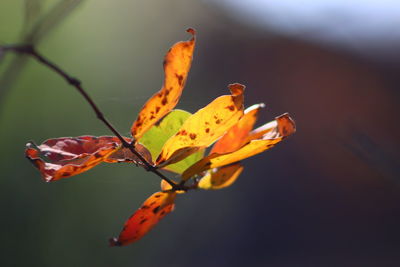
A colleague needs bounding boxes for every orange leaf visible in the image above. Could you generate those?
[109,191,177,246]
[210,103,264,154]
[156,83,245,167]
[198,163,244,190]
[182,113,296,180]
[25,136,152,182]
[131,28,196,141]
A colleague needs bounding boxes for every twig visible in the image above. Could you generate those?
[1,44,185,191]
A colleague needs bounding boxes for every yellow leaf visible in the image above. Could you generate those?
[210,103,264,154]
[198,163,243,190]
[131,28,196,141]
[182,113,295,180]
[156,83,245,167]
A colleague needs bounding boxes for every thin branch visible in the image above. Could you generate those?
[1,44,186,191]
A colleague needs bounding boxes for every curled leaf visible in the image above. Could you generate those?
[25,136,152,182]
[25,136,119,182]
[198,163,243,190]
[110,191,177,246]
[156,83,245,167]
[131,29,196,141]
[182,113,296,180]
[210,103,264,154]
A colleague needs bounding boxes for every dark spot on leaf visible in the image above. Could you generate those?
[205,128,210,133]
[162,97,168,105]
[216,119,221,124]
[139,218,148,225]
[225,105,235,111]
[180,130,188,136]
[153,206,161,214]
[160,210,166,216]
[175,73,184,86]
[155,106,161,113]
[150,115,155,120]
[189,133,197,140]
[142,205,150,210]
[205,162,212,166]
[154,194,161,198]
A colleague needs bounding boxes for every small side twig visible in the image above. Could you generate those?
[1,44,185,191]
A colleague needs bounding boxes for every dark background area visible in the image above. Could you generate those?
[1,1,399,266]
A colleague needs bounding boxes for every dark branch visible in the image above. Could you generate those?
[1,44,187,191]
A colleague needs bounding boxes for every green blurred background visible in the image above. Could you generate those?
[1,0,399,266]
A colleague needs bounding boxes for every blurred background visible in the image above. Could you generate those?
[1,0,399,266]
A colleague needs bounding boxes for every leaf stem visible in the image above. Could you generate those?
[1,44,184,191]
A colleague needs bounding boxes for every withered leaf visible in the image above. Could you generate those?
[25,136,152,182]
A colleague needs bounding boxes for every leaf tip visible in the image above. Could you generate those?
[228,83,245,96]
[109,237,122,247]
[276,113,296,136]
[186,28,196,37]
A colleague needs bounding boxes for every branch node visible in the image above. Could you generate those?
[68,77,81,86]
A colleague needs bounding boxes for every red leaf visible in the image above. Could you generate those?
[109,191,177,246]
[25,136,152,182]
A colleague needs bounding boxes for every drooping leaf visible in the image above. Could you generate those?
[210,103,264,154]
[109,191,177,246]
[182,113,296,180]
[25,137,119,182]
[156,83,245,167]
[198,163,243,190]
[139,109,204,174]
[25,136,152,181]
[131,29,196,141]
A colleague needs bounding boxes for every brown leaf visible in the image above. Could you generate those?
[25,136,152,182]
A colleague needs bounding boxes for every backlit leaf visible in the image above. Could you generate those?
[210,103,264,154]
[182,113,296,180]
[140,109,204,174]
[198,163,243,190]
[131,29,196,141]
[156,83,245,167]
[109,191,177,246]
[25,136,152,181]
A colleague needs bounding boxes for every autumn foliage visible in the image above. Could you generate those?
[25,29,296,246]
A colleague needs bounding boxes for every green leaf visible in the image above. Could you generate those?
[139,109,204,174]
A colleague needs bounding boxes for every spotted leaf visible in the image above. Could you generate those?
[156,83,245,167]
[131,28,196,141]
[182,113,296,180]
[210,103,264,154]
[139,109,204,174]
[25,136,152,182]
[109,191,177,246]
